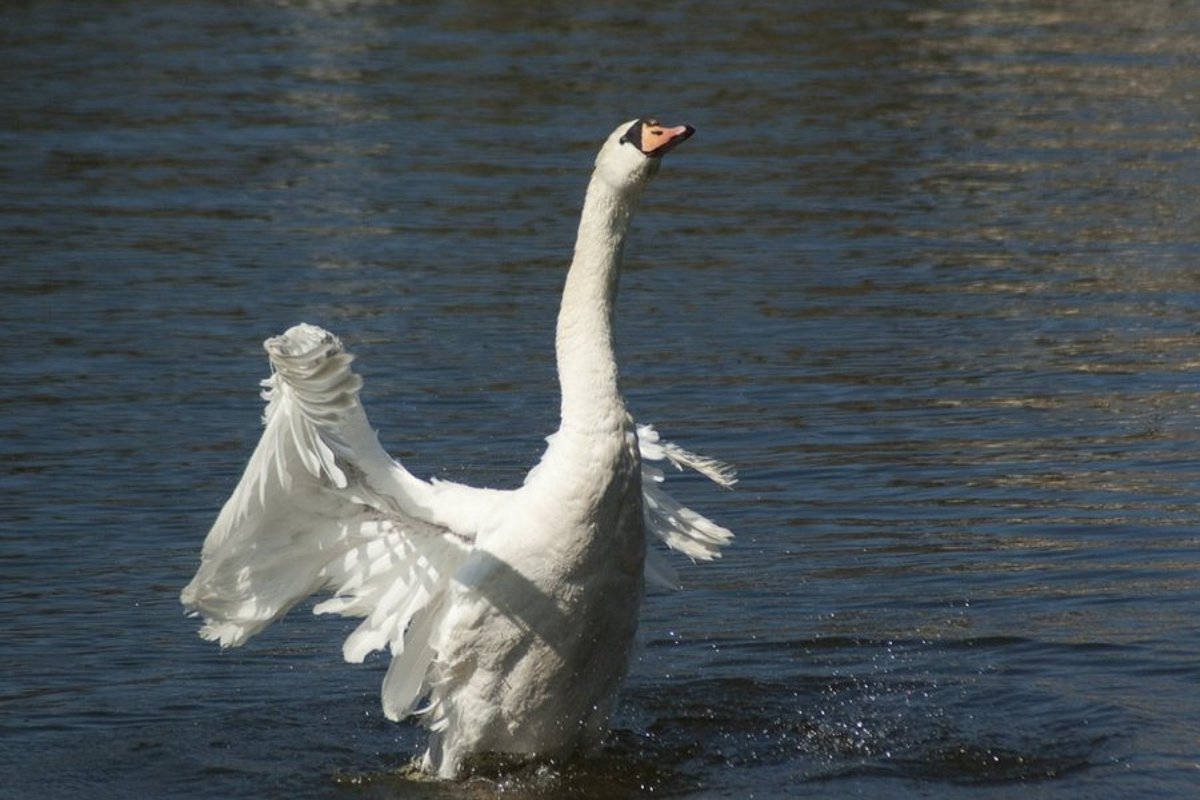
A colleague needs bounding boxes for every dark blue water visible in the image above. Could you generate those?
[3,1,1200,797]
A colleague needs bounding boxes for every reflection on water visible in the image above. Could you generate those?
[3,0,1200,797]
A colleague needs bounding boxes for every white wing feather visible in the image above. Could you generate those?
[637,424,736,589]
[180,324,489,722]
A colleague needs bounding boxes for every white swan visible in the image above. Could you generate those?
[180,118,735,779]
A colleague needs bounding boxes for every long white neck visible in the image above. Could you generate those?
[554,174,642,438]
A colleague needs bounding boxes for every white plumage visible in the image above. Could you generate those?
[181,118,734,778]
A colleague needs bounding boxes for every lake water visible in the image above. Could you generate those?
[3,1,1199,797]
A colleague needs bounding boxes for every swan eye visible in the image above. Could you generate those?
[620,118,660,150]
[619,120,642,147]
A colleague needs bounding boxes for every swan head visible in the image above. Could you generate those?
[594,117,695,193]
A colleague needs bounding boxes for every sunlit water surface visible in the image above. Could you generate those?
[3,1,1199,797]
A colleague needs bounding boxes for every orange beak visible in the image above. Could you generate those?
[639,122,695,157]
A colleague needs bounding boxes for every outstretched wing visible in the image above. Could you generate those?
[180,324,501,716]
[637,424,737,589]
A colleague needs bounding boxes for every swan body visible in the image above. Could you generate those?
[181,118,734,778]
